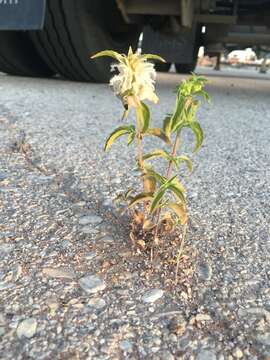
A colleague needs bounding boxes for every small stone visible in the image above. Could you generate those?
[16,318,37,339]
[233,348,243,359]
[168,317,186,335]
[99,235,114,243]
[0,172,8,182]
[0,282,14,291]
[198,262,212,281]
[197,349,217,360]
[158,350,174,360]
[79,275,106,294]
[0,243,14,257]
[142,289,164,303]
[0,327,4,336]
[79,215,103,226]
[119,340,133,353]
[81,226,99,235]
[195,313,212,322]
[46,296,59,316]
[85,252,96,260]
[88,298,106,310]
[257,333,270,346]
[42,267,75,280]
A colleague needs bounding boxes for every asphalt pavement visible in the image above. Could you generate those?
[0,67,269,359]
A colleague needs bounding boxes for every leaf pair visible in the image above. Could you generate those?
[143,150,193,172]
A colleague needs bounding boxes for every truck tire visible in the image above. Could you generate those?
[155,62,171,72]
[0,31,54,77]
[175,61,197,74]
[30,0,141,82]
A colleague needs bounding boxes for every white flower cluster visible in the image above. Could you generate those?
[110,52,158,106]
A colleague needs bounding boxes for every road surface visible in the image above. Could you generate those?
[0,68,269,359]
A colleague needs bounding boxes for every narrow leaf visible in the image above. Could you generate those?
[104,125,135,151]
[167,203,188,225]
[127,131,135,146]
[144,168,167,185]
[189,121,204,153]
[143,175,156,193]
[163,115,172,138]
[91,50,124,62]
[150,187,167,214]
[145,128,171,144]
[140,102,150,133]
[177,155,193,172]
[169,184,186,203]
[142,54,166,63]
[128,192,153,208]
[143,150,171,162]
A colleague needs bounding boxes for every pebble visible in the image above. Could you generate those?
[233,348,244,359]
[79,275,106,294]
[16,318,37,339]
[0,243,14,256]
[79,215,103,226]
[159,350,175,360]
[0,172,8,182]
[257,333,270,346]
[99,235,114,243]
[0,282,14,291]
[81,226,99,235]
[198,262,212,281]
[142,289,164,303]
[42,267,76,280]
[119,340,133,353]
[196,349,217,360]
[85,252,96,260]
[88,298,106,310]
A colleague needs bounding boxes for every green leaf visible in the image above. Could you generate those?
[142,54,166,63]
[177,155,193,172]
[149,175,178,214]
[127,131,136,146]
[104,125,135,151]
[91,50,124,63]
[169,183,186,204]
[150,186,167,214]
[189,121,204,153]
[143,168,167,185]
[163,115,172,138]
[167,202,188,225]
[145,128,171,144]
[143,149,171,162]
[140,102,150,133]
[128,192,154,208]
[124,188,134,200]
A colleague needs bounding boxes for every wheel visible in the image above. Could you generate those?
[175,25,201,74]
[175,61,197,74]
[30,0,141,82]
[155,62,171,72]
[0,31,54,77]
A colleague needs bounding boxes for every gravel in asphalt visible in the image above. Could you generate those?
[0,67,269,359]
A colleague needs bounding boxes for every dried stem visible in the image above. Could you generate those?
[175,222,188,284]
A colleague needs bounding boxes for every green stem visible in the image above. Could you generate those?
[153,129,181,241]
[135,106,144,172]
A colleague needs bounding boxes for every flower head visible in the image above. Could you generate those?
[91,47,165,108]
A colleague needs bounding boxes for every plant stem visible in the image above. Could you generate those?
[135,106,144,171]
[152,130,181,240]
[175,222,188,284]
[135,105,147,212]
